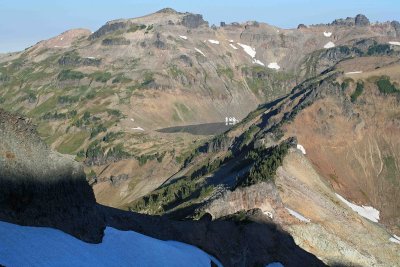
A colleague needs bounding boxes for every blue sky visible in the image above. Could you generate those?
[0,0,398,52]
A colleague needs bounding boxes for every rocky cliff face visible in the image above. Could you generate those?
[0,109,105,243]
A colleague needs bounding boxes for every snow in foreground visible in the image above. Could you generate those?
[266,263,284,267]
[388,41,400,46]
[335,193,380,222]
[285,208,311,223]
[0,221,221,267]
[389,234,400,245]
[323,32,332,37]
[296,144,306,155]
[179,35,188,40]
[267,62,280,70]
[324,42,335,49]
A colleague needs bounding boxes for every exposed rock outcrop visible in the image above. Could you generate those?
[355,14,370,27]
[0,109,105,243]
[181,14,208,28]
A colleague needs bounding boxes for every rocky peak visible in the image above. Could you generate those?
[181,13,208,28]
[355,14,370,26]
[156,7,179,14]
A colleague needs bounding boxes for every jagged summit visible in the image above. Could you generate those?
[156,7,180,14]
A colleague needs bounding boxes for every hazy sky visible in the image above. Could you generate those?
[0,0,399,52]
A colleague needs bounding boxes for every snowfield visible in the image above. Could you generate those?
[324,42,335,49]
[195,48,206,57]
[237,43,256,58]
[296,144,306,154]
[229,43,238,49]
[208,39,220,44]
[179,35,188,40]
[323,32,332,37]
[388,41,400,46]
[285,208,311,223]
[335,193,380,222]
[267,62,280,70]
[253,59,265,66]
[0,221,221,267]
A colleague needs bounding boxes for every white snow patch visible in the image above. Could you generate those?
[229,43,238,49]
[323,31,332,37]
[53,45,70,48]
[276,30,280,33]
[208,39,220,44]
[263,211,273,219]
[296,144,306,154]
[60,37,64,41]
[389,235,400,244]
[285,208,311,223]
[253,59,265,66]
[324,41,335,49]
[229,39,234,43]
[195,48,206,57]
[237,43,256,58]
[335,193,380,222]
[266,263,284,267]
[345,71,363,75]
[130,118,135,122]
[179,35,188,40]
[388,41,400,46]
[132,127,144,131]
[0,221,220,267]
[267,62,280,70]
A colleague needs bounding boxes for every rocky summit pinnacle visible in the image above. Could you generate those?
[355,14,370,26]
[156,7,180,14]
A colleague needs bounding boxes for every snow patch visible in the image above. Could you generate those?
[267,62,280,70]
[179,35,188,40]
[335,193,380,222]
[263,211,273,219]
[130,118,135,122]
[132,127,144,131]
[323,31,332,37]
[266,263,284,267]
[237,43,256,58]
[229,39,234,43]
[297,144,306,154]
[229,44,238,49]
[389,235,400,244]
[324,41,335,49]
[195,48,206,57]
[60,37,64,41]
[253,59,265,66]
[345,71,363,75]
[285,208,311,223]
[0,221,220,267]
[388,41,400,46]
[208,39,220,44]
